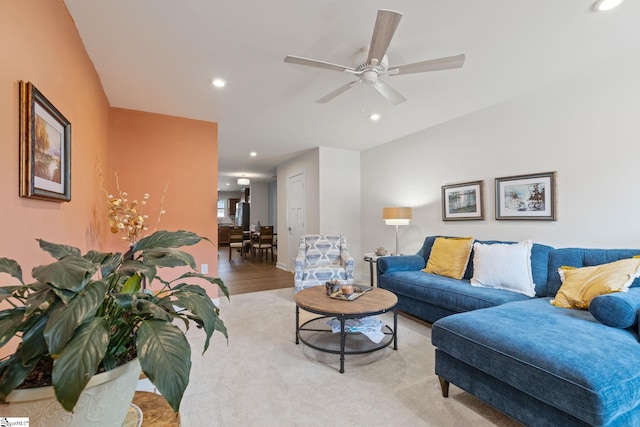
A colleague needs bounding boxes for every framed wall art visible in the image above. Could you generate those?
[19,81,71,202]
[442,180,485,221]
[495,171,557,220]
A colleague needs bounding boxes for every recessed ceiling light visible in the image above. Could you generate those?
[212,78,226,88]
[225,182,230,186]
[369,113,381,121]
[250,152,257,157]
[593,0,624,11]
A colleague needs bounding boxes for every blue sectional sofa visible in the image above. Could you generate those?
[376,236,554,323]
[377,236,640,426]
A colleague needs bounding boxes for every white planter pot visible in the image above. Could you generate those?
[4,358,140,427]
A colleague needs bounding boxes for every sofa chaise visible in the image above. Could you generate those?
[377,236,640,426]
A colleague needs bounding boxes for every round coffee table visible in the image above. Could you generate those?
[295,285,398,373]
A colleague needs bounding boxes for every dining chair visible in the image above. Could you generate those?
[228,226,245,262]
[242,231,252,259]
[251,225,274,262]
[218,226,231,248]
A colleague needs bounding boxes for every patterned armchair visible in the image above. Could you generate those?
[294,234,355,292]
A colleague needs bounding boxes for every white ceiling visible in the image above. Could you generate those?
[63,0,640,192]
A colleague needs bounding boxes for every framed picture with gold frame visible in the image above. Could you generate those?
[19,81,71,202]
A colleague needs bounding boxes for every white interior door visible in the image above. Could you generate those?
[288,172,305,269]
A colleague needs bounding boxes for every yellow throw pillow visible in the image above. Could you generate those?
[550,258,640,309]
[423,237,474,279]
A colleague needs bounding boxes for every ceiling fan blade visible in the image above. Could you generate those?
[372,79,406,105]
[315,80,360,104]
[390,54,465,75]
[284,55,354,73]
[366,10,403,66]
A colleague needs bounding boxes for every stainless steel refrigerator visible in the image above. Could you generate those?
[235,202,250,231]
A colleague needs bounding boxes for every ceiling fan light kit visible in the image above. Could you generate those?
[284,9,465,106]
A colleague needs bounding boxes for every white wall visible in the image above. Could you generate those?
[277,149,319,271]
[319,147,362,275]
[249,181,269,228]
[361,53,640,276]
[268,181,277,233]
[277,147,363,280]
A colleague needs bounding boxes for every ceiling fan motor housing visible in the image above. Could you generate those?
[354,50,388,83]
[362,70,378,83]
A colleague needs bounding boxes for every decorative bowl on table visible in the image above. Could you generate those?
[375,247,388,256]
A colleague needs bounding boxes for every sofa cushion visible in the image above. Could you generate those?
[379,270,530,313]
[432,298,640,426]
[589,288,640,328]
[547,248,640,297]
[551,258,640,309]
[423,237,473,279]
[377,255,426,275]
[470,240,535,297]
[415,236,553,297]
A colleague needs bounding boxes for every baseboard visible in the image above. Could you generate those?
[275,262,290,272]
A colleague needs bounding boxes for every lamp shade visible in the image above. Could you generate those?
[383,207,412,225]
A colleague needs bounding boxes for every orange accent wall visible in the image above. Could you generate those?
[0,1,111,270]
[0,1,220,360]
[108,108,220,292]
[0,1,111,358]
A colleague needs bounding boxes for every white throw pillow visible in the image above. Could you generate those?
[470,240,536,297]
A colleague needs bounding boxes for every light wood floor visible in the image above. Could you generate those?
[217,247,293,296]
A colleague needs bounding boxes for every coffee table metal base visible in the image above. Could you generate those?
[296,308,397,373]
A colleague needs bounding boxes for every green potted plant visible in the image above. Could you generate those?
[0,180,228,423]
[0,228,228,421]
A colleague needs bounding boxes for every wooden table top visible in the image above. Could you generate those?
[132,391,180,426]
[295,285,397,316]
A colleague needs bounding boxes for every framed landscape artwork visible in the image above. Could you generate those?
[19,81,71,202]
[442,180,485,221]
[495,171,557,220]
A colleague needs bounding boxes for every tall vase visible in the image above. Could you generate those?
[4,358,141,427]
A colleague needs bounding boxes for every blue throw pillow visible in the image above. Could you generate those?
[589,290,640,328]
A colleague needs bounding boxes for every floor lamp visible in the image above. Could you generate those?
[383,207,412,256]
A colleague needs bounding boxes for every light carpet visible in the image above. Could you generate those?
[180,288,522,426]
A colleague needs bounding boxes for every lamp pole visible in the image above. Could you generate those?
[394,224,400,256]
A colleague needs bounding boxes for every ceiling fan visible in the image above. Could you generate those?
[284,9,465,106]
